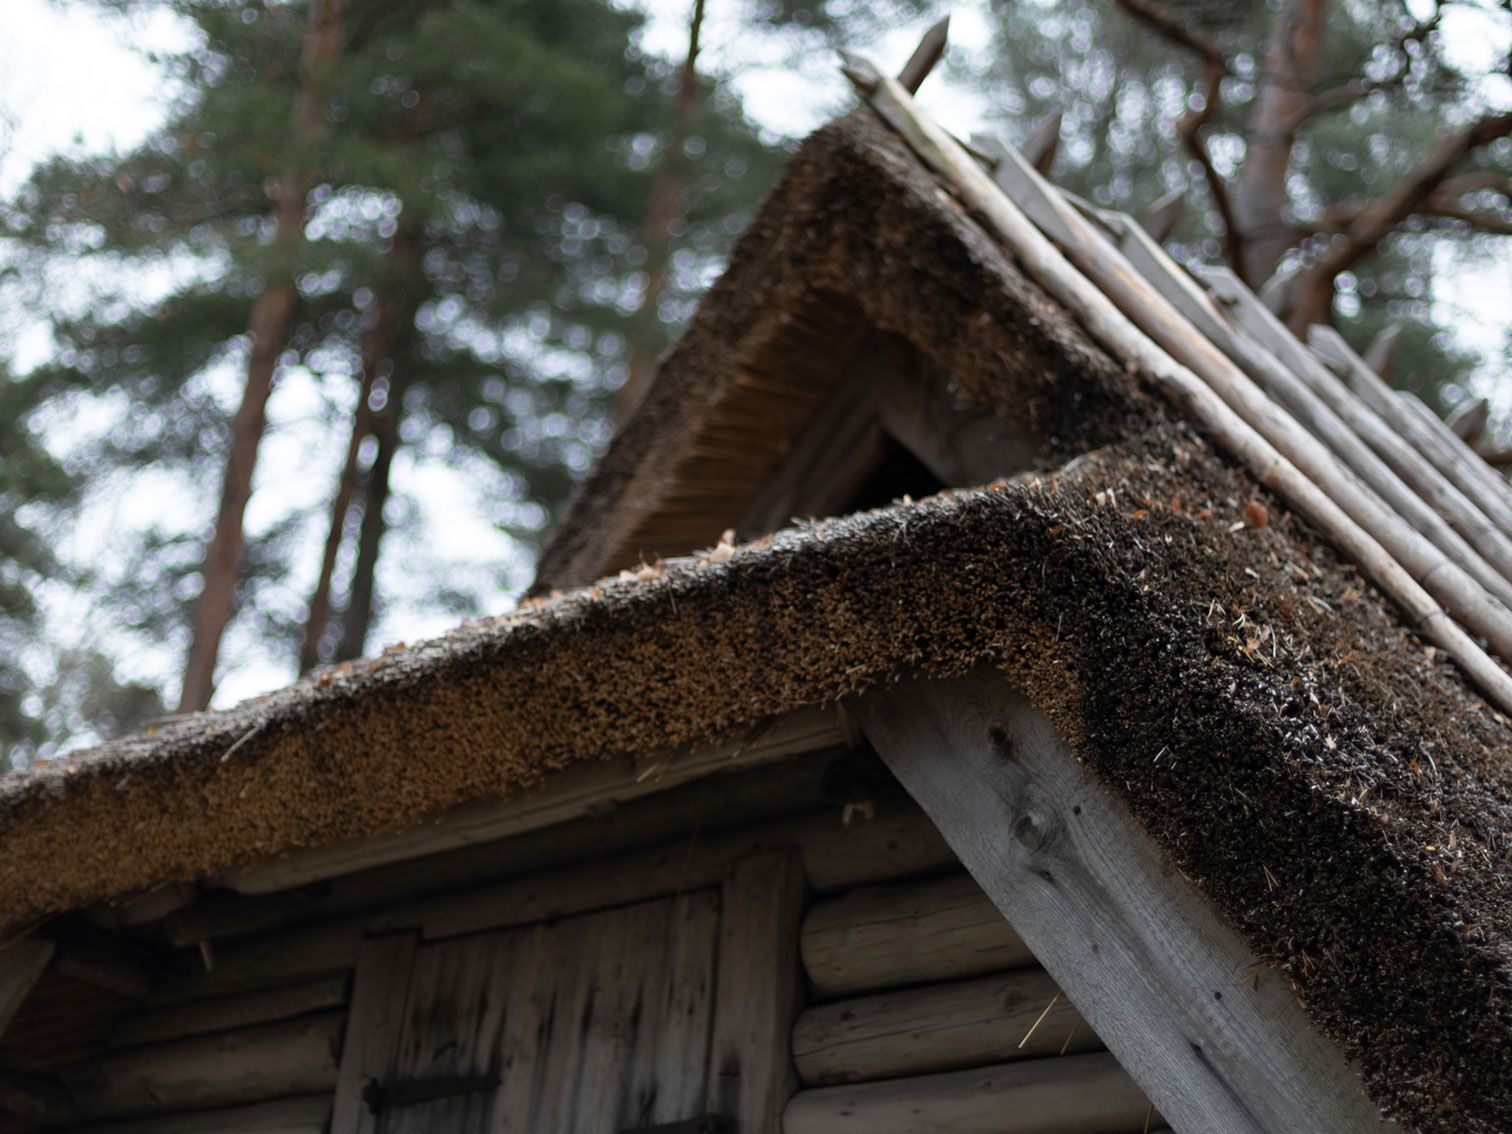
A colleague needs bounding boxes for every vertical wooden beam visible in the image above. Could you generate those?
[854,669,1395,1134]
[330,932,418,1134]
[706,851,807,1133]
[0,938,54,1040]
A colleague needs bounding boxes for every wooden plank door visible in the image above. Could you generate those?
[339,891,720,1134]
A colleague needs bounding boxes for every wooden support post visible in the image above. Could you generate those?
[854,669,1395,1133]
[330,933,418,1134]
[0,938,54,1041]
[707,851,807,1133]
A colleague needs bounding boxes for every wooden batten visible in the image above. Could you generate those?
[707,852,807,1133]
[855,669,1395,1134]
[783,1050,1152,1134]
[329,934,417,1134]
[801,872,1032,997]
[222,704,851,896]
[793,966,1094,1086]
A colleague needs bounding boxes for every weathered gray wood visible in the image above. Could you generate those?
[110,974,349,1048]
[161,797,949,1000]
[329,934,417,1134]
[225,705,849,895]
[793,966,1094,1085]
[1027,145,1512,616]
[55,946,151,1000]
[783,1050,1151,1134]
[1306,325,1512,536]
[74,1094,331,1133]
[85,883,199,933]
[708,852,808,1134]
[65,1010,344,1120]
[1448,396,1491,445]
[897,15,950,94]
[0,938,54,1040]
[855,670,1394,1133]
[0,1070,77,1126]
[169,746,852,948]
[801,872,1032,997]
[829,62,1512,707]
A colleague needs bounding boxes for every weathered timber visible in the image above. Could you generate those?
[168,746,854,948]
[0,1070,77,1126]
[85,883,199,933]
[1306,325,1512,537]
[707,852,807,1134]
[844,59,1512,706]
[224,704,850,895]
[54,946,151,1001]
[793,965,1094,1085]
[329,935,416,1134]
[897,16,949,94]
[110,974,348,1048]
[65,1010,344,1120]
[0,938,54,1040]
[74,1094,331,1133]
[783,1050,1151,1134]
[156,796,950,1001]
[979,128,1512,655]
[801,872,1031,997]
[855,670,1394,1133]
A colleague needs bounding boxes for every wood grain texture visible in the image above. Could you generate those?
[330,934,417,1134]
[793,966,1094,1085]
[0,939,53,1040]
[783,1050,1151,1134]
[225,706,849,895]
[73,1094,331,1133]
[64,1010,344,1121]
[110,974,349,1048]
[855,670,1395,1133]
[801,872,1032,997]
[708,852,808,1134]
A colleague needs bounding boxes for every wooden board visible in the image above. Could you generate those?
[801,871,1032,997]
[0,939,53,1040]
[783,1050,1152,1134]
[793,966,1094,1086]
[224,705,849,895]
[110,974,349,1048]
[330,935,418,1134]
[707,852,807,1134]
[855,670,1395,1134]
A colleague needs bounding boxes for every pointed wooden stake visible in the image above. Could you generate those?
[1257,266,1299,315]
[898,15,951,94]
[1023,109,1062,174]
[1141,187,1186,243]
[1448,397,1492,446]
[1363,323,1401,379]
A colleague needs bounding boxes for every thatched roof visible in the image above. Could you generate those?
[4,109,1512,1133]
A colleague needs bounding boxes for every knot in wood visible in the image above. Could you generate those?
[1013,808,1055,852]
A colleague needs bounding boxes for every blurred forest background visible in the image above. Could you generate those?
[0,0,1508,767]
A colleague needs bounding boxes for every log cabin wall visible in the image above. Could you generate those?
[41,742,1161,1133]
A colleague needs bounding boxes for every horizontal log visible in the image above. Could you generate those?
[110,975,349,1048]
[168,744,860,948]
[793,967,1095,1085]
[802,872,1032,997]
[74,1094,331,1133]
[64,1011,343,1120]
[157,798,952,1001]
[783,1050,1153,1133]
[224,705,850,895]
[0,1069,77,1126]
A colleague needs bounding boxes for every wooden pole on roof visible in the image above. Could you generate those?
[1362,324,1400,379]
[1307,327,1512,536]
[898,16,950,93]
[839,53,1512,715]
[996,150,1512,610]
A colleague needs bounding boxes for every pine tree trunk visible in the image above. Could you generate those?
[177,0,350,712]
[333,375,403,664]
[616,0,705,422]
[1230,0,1330,287]
[296,223,416,674]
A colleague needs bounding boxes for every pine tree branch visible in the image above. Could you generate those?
[1286,2,1443,130]
[1112,0,1246,278]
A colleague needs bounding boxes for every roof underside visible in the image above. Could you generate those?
[4,114,1512,1133]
